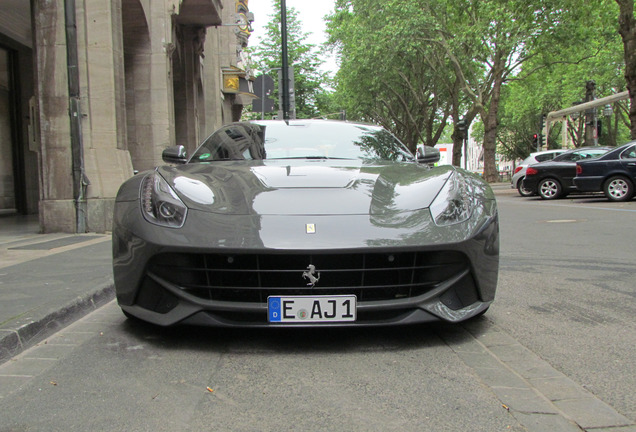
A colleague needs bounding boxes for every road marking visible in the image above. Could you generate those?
[544,219,580,223]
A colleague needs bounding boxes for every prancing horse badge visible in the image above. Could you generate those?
[302,264,320,287]
[305,223,316,234]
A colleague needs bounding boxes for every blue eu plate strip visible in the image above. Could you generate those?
[268,297,281,322]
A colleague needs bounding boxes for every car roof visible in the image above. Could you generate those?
[613,140,636,151]
[592,140,636,158]
[559,146,612,154]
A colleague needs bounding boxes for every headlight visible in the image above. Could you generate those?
[429,171,474,226]
[140,172,188,228]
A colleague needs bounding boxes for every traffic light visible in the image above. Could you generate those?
[540,115,547,148]
[533,134,538,146]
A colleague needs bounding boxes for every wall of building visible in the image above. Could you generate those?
[1,0,252,232]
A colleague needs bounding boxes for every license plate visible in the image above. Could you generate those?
[268,295,357,323]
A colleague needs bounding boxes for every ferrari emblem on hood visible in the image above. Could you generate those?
[302,264,320,287]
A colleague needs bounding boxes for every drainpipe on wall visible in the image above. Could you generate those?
[280,0,290,121]
[64,0,89,233]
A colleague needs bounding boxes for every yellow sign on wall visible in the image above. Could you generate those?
[223,75,240,92]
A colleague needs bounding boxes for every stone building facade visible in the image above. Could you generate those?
[0,0,255,232]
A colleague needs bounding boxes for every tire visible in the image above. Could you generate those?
[538,178,562,200]
[604,176,634,202]
[517,178,534,197]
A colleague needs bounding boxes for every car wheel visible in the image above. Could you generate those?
[538,178,562,200]
[517,178,534,197]
[604,176,634,202]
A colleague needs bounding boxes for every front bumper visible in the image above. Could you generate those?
[113,203,499,327]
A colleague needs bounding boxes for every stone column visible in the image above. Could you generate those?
[34,0,134,232]
[203,27,223,135]
[78,0,134,232]
[147,0,177,163]
[34,0,77,232]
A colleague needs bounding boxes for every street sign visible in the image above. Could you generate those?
[252,74,275,114]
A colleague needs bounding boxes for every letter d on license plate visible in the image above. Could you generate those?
[268,295,356,323]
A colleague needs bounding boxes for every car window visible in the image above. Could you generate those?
[578,149,610,159]
[261,122,414,162]
[534,154,552,162]
[535,152,560,162]
[191,123,266,162]
[556,152,577,162]
[554,149,608,162]
[191,122,415,163]
[521,155,537,165]
[620,145,636,159]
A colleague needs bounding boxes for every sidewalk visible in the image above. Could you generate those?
[0,215,114,364]
[489,181,517,196]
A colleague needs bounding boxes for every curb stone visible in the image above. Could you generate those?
[0,283,115,364]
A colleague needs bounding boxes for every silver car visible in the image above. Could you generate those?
[511,149,568,196]
[112,120,499,327]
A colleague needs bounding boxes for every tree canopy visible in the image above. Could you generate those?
[325,0,632,180]
[248,0,635,179]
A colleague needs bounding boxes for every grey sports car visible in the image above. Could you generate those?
[112,120,499,327]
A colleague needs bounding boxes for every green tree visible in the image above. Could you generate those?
[327,0,454,153]
[497,0,630,159]
[420,0,608,181]
[248,0,332,119]
[616,0,636,139]
[328,0,574,180]
[328,0,630,181]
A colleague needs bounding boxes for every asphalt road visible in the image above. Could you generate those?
[1,191,635,431]
[491,192,636,421]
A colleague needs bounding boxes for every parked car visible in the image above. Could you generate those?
[511,149,568,196]
[522,146,612,200]
[573,141,636,202]
[112,120,499,327]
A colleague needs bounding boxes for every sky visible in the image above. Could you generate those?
[247,0,338,74]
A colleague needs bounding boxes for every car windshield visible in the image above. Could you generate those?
[189,121,415,163]
[553,148,609,162]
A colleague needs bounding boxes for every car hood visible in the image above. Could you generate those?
[158,159,453,216]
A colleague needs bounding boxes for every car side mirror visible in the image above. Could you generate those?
[162,145,187,164]
[417,146,440,165]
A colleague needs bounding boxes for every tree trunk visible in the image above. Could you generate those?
[617,0,636,139]
[482,77,504,183]
[451,128,464,167]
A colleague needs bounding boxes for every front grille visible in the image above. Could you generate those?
[147,250,469,303]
